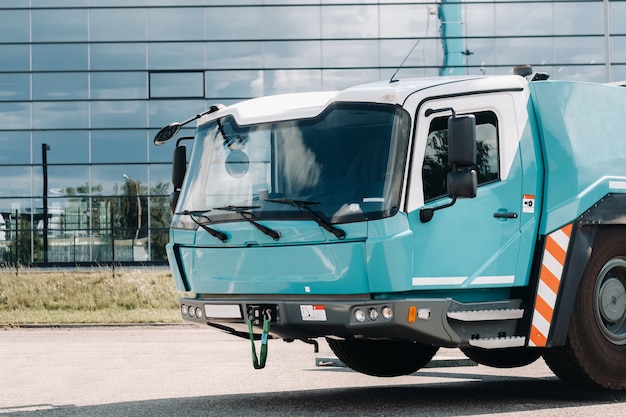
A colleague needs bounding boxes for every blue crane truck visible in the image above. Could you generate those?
[154,68,626,389]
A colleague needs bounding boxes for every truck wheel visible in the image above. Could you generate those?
[326,338,438,377]
[542,229,626,390]
[460,347,542,368]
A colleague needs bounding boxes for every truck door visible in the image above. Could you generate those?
[406,92,538,291]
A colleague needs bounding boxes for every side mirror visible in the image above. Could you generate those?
[170,145,186,212]
[447,170,477,198]
[448,114,476,166]
[172,145,187,190]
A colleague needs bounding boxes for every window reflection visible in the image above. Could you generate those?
[0,45,29,71]
[0,74,29,101]
[149,72,204,98]
[148,43,204,70]
[0,166,32,197]
[205,7,263,40]
[90,43,147,70]
[0,102,31,130]
[206,42,264,69]
[205,70,264,98]
[264,70,322,95]
[33,131,89,164]
[91,72,147,100]
[148,8,204,41]
[92,131,148,163]
[0,132,30,165]
[264,41,321,68]
[32,44,88,71]
[32,102,88,130]
[264,6,321,39]
[33,73,89,101]
[0,10,29,42]
[90,8,146,41]
[91,101,147,129]
[321,5,378,38]
[32,9,88,41]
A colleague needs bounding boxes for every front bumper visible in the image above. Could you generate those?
[179,296,466,346]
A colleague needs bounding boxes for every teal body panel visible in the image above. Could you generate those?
[529,81,626,233]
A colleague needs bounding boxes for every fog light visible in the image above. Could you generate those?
[188,306,195,318]
[354,309,366,322]
[368,308,379,321]
[195,307,203,319]
[382,306,393,320]
[181,304,188,316]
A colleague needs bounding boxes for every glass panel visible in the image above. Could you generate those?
[91,165,147,196]
[90,100,148,129]
[91,72,147,100]
[32,44,88,71]
[0,73,30,101]
[550,65,606,83]
[32,9,88,41]
[0,131,30,164]
[149,164,173,195]
[494,38,553,67]
[90,8,146,41]
[32,102,88,130]
[461,38,496,76]
[206,41,263,69]
[148,8,204,41]
[553,2,604,36]
[554,37,604,65]
[611,2,626,35]
[380,4,431,38]
[148,99,207,130]
[321,69,380,90]
[264,70,322,95]
[264,41,321,68]
[0,166,31,197]
[90,43,147,71]
[321,5,379,38]
[32,73,89,100]
[148,42,204,70]
[33,131,89,164]
[39,166,90,200]
[264,6,321,39]
[0,10,30,42]
[464,3,496,37]
[205,7,263,40]
[92,130,148,163]
[0,45,30,71]
[0,102,31,130]
[613,65,626,82]
[379,39,441,79]
[149,72,205,98]
[322,40,379,68]
[205,70,265,98]
[612,36,626,64]
[495,3,553,37]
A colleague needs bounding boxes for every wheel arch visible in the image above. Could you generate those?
[539,193,626,347]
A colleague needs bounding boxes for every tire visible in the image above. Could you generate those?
[326,338,438,377]
[460,347,542,368]
[542,229,626,390]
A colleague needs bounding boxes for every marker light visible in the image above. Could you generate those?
[382,306,393,320]
[195,307,203,319]
[181,304,188,316]
[188,306,195,318]
[368,308,379,321]
[354,309,366,322]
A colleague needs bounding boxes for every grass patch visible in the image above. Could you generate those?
[0,268,185,325]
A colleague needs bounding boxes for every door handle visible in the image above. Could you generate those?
[493,212,518,219]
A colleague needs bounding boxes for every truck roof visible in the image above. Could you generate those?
[198,75,528,126]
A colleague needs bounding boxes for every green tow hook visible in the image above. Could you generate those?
[247,309,271,369]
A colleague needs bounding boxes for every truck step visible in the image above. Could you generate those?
[447,308,524,322]
[468,336,526,349]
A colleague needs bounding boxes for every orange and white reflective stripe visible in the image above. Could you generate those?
[528,224,573,347]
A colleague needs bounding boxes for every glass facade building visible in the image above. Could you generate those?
[0,0,624,265]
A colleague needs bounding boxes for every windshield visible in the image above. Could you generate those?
[175,102,411,225]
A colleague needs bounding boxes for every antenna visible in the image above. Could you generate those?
[389,39,421,84]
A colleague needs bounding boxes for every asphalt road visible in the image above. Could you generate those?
[1,326,626,416]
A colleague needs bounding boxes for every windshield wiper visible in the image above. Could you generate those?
[264,198,346,239]
[214,205,281,241]
[176,210,228,243]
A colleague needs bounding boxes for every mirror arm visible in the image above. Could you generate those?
[419,195,457,223]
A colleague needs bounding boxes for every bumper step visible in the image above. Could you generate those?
[468,336,526,349]
[447,308,524,322]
